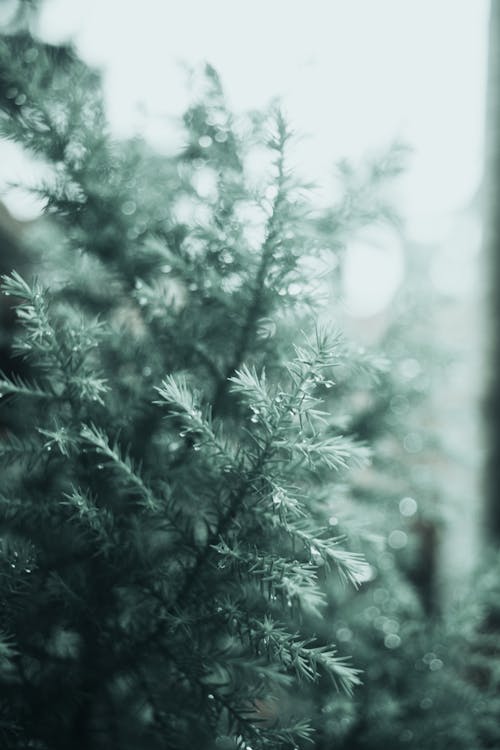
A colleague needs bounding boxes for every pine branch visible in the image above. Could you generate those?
[80,423,160,512]
[287,523,370,589]
[155,374,238,469]
[37,424,79,457]
[1,273,108,409]
[62,486,113,545]
[0,371,52,400]
[0,431,42,467]
[252,616,362,695]
[212,112,291,414]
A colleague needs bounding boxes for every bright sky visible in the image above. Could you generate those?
[0,0,490,314]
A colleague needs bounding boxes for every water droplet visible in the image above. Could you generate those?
[121,201,136,215]
[250,414,259,423]
[429,658,443,671]
[388,530,407,550]
[311,546,322,563]
[403,432,423,453]
[15,93,27,106]
[337,627,352,642]
[221,251,234,265]
[198,135,212,148]
[399,496,418,517]
[97,463,104,470]
[399,358,421,380]
[3,292,10,296]
[273,491,283,506]
[208,693,215,700]
[382,618,400,634]
[328,516,338,526]
[25,568,32,574]
[384,633,401,649]
[46,445,52,452]
[193,444,201,452]
[142,366,152,377]
[138,296,148,306]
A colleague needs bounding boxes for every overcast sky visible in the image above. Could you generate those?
[0,0,490,313]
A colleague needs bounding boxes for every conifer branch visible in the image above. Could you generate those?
[80,424,160,511]
[155,374,238,468]
[62,486,113,545]
[0,432,42,467]
[212,112,290,414]
[0,371,52,400]
[251,616,362,695]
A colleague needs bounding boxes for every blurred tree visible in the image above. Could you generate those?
[0,204,24,365]
[306,258,500,750]
[0,203,31,432]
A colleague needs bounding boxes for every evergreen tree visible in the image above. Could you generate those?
[0,30,378,750]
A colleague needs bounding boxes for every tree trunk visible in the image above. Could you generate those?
[483,0,500,541]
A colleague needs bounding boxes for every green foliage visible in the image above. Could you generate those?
[0,29,383,750]
[3,17,494,750]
